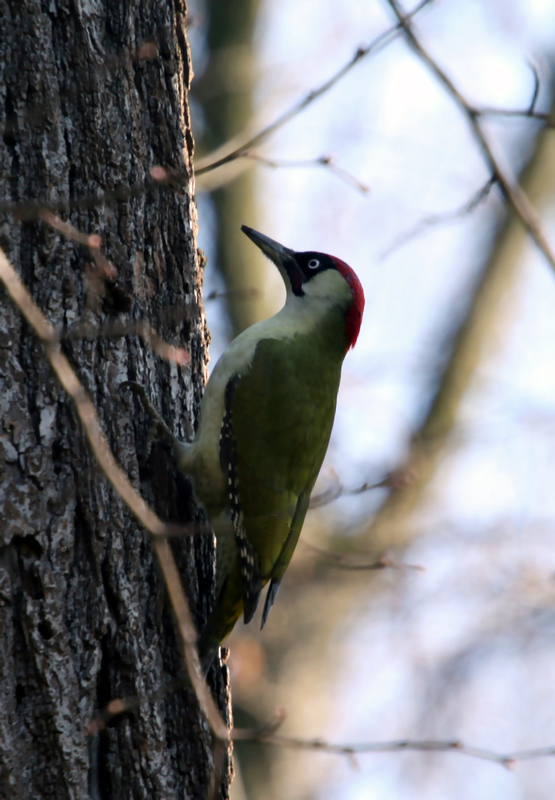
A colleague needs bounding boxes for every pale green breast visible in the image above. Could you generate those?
[231,306,348,577]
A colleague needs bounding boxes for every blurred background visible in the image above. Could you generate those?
[188,1,555,797]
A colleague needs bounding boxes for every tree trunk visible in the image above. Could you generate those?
[0,1,230,798]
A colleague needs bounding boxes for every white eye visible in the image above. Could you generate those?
[308,259,320,269]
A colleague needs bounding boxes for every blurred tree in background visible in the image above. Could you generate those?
[192,0,279,336]
[190,1,555,798]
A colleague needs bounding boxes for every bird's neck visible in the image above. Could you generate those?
[278,295,351,357]
[260,294,350,350]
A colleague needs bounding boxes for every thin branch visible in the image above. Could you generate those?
[302,543,424,572]
[1,10,550,228]
[386,0,555,273]
[39,208,121,311]
[360,105,555,556]
[474,60,549,123]
[88,675,285,739]
[87,673,555,771]
[527,60,541,115]
[64,318,190,366]
[122,321,189,366]
[0,247,229,742]
[40,209,118,279]
[154,536,229,740]
[0,7,434,219]
[194,0,435,177]
[38,209,191,365]
[477,107,555,126]
[309,478,381,509]
[310,468,416,509]
[250,732,555,769]
[380,176,497,259]
[86,677,185,735]
[243,152,370,194]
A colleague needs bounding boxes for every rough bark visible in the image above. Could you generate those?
[0,2,230,798]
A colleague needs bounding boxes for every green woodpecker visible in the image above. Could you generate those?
[133,226,364,667]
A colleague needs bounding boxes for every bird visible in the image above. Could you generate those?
[129,226,365,668]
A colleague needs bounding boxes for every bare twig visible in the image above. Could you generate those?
[89,677,285,739]
[86,678,185,735]
[233,709,288,741]
[477,107,555,126]
[309,478,380,509]
[361,108,555,557]
[154,537,228,740]
[194,0,435,177]
[302,543,424,572]
[381,176,497,258]
[40,209,118,280]
[0,247,229,742]
[39,209,121,310]
[386,0,555,273]
[87,666,555,772]
[0,7,434,219]
[38,209,191,365]
[64,318,190,366]
[310,468,416,509]
[249,731,555,769]
[243,152,370,194]
[526,61,541,115]
[474,61,547,123]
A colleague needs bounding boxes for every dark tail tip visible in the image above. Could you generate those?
[242,589,260,625]
[261,579,280,629]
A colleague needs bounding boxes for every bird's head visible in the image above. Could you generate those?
[242,225,365,349]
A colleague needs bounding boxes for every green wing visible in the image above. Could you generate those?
[260,489,310,627]
[230,333,342,624]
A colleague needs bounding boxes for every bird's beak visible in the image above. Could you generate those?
[241,226,294,263]
[241,225,302,294]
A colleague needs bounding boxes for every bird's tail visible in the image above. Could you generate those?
[198,576,244,671]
